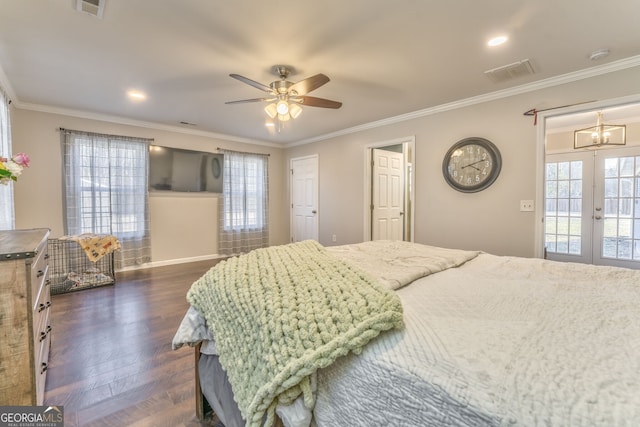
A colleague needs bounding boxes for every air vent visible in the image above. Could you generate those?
[76,0,105,19]
[484,59,535,83]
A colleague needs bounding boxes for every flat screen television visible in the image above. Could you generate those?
[148,145,223,193]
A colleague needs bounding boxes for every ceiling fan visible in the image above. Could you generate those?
[225,65,342,122]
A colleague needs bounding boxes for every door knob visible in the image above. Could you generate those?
[312,210,317,214]
[594,215,602,220]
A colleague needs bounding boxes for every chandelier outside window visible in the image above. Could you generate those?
[574,112,626,149]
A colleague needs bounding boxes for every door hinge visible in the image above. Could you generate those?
[291,169,294,175]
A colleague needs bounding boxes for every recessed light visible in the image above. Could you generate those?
[488,36,508,47]
[127,90,147,101]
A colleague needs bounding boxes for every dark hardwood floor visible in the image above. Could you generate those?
[44,259,224,427]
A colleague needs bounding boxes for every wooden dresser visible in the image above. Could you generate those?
[0,228,52,405]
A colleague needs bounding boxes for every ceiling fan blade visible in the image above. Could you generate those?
[229,74,272,93]
[288,74,330,96]
[297,96,342,109]
[225,97,276,105]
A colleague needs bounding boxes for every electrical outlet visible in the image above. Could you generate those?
[520,200,534,212]
[332,234,337,242]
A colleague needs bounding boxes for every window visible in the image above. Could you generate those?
[0,86,13,230]
[219,149,269,255]
[62,129,152,268]
[223,154,268,231]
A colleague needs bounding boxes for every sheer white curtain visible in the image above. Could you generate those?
[0,86,13,230]
[62,129,152,269]
[218,149,269,255]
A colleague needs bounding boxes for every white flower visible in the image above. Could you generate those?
[5,160,23,176]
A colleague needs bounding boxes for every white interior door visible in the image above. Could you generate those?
[545,147,640,268]
[371,148,404,240]
[290,155,318,242]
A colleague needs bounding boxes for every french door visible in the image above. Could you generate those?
[545,146,640,268]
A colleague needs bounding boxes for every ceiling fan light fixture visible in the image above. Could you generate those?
[276,100,289,115]
[289,103,302,119]
[264,103,277,119]
[227,66,341,129]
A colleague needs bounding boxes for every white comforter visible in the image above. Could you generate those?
[174,240,640,427]
[315,244,640,426]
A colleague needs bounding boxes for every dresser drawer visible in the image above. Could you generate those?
[34,318,51,407]
[33,285,52,347]
[30,243,49,312]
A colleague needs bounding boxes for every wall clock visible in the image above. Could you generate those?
[211,156,221,179]
[442,137,502,193]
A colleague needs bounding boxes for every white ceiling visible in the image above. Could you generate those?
[1,0,640,145]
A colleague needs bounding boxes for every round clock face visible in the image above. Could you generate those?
[442,137,502,193]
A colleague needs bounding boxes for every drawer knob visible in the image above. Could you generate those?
[41,362,48,374]
[39,325,52,342]
[37,270,45,278]
[38,301,51,312]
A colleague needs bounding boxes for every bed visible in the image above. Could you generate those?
[173,239,640,427]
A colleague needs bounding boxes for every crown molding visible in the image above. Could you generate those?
[12,101,284,149]
[287,55,640,147]
[4,55,640,150]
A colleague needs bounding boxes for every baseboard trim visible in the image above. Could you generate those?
[117,254,226,272]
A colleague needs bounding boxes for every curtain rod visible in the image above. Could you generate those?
[217,147,270,157]
[59,127,154,142]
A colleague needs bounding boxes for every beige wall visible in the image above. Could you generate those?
[10,109,288,265]
[9,67,640,263]
[285,66,640,257]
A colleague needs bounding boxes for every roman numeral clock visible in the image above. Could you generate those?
[442,137,502,193]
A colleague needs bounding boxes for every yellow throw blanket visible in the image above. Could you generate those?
[59,233,120,262]
[187,240,404,427]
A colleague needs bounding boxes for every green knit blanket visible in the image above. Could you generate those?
[187,240,404,427]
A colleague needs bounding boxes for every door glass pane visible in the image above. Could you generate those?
[620,157,634,176]
[569,236,581,254]
[604,158,618,177]
[569,217,582,235]
[545,160,582,255]
[604,178,618,197]
[600,155,640,261]
[619,239,632,259]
